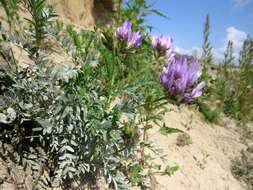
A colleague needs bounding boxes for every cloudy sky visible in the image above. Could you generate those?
[145,0,253,61]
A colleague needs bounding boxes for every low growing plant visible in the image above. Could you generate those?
[0,0,207,189]
[176,133,192,147]
[231,146,253,190]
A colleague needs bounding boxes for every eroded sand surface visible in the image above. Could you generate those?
[147,104,246,190]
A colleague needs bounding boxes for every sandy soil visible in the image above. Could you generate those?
[147,104,247,190]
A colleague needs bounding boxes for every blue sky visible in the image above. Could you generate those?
[145,0,253,60]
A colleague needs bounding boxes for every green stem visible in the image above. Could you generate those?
[136,95,169,109]
[140,111,150,166]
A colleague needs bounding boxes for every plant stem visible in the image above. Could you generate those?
[140,111,149,166]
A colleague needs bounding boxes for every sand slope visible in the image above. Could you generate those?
[148,104,246,190]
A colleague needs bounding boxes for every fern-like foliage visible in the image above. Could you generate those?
[24,0,56,54]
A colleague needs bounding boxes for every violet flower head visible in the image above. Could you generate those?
[165,48,175,63]
[160,55,206,104]
[151,36,160,48]
[180,81,206,104]
[152,35,173,50]
[127,31,144,48]
[116,21,143,48]
[116,21,132,41]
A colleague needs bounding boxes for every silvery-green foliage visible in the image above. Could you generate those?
[0,1,179,189]
[53,63,78,82]
[0,49,58,189]
[0,107,16,124]
[51,24,97,66]
[0,47,127,188]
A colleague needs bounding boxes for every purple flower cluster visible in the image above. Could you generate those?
[116,21,132,41]
[152,35,175,63]
[116,21,143,48]
[116,20,205,104]
[160,55,206,104]
[152,35,173,50]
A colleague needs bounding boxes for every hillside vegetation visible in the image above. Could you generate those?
[0,0,252,189]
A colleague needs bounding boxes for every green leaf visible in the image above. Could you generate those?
[0,113,8,124]
[148,9,168,18]
[36,118,51,128]
[159,125,183,136]
[65,145,75,153]
[162,165,179,176]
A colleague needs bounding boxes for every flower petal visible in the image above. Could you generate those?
[191,81,206,98]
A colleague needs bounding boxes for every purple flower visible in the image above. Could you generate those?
[180,81,206,104]
[127,31,144,48]
[116,21,143,48]
[165,48,176,63]
[151,36,160,48]
[160,55,206,104]
[116,21,132,41]
[152,35,173,50]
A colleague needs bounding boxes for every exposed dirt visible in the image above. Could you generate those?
[0,149,33,190]
[47,0,116,29]
[0,0,115,31]
[147,104,247,190]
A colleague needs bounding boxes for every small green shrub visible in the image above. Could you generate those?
[216,41,234,108]
[176,133,192,147]
[214,37,253,122]
[241,126,253,141]
[231,146,253,190]
[196,99,220,123]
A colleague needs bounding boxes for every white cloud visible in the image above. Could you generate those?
[175,46,224,63]
[233,0,251,7]
[226,26,247,51]
[175,26,248,63]
[212,48,224,62]
[175,46,202,58]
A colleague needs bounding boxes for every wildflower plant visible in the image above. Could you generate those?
[116,21,132,41]
[151,35,173,51]
[0,0,207,189]
[160,55,206,104]
[116,20,144,48]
